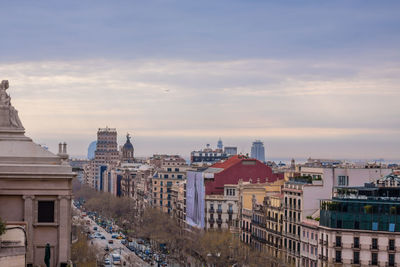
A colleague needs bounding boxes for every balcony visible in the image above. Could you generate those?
[334,242,342,248]
[227,209,233,215]
[209,208,215,213]
[352,243,360,250]
[216,218,222,224]
[208,218,215,223]
[370,244,379,251]
[217,209,223,214]
[351,259,360,266]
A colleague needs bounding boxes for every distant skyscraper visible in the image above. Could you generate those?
[251,140,265,162]
[91,127,119,190]
[217,138,223,150]
[87,140,97,159]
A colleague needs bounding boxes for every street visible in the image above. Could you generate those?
[74,206,150,267]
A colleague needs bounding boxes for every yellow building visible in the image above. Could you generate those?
[238,179,283,245]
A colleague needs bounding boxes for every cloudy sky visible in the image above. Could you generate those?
[1,1,399,161]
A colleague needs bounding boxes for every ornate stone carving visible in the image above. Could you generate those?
[0,80,24,129]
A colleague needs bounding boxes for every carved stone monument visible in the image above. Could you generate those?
[0,80,24,129]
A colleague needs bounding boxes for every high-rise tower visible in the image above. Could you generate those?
[93,127,119,190]
[250,140,265,162]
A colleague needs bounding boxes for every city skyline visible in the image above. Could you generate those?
[1,1,399,160]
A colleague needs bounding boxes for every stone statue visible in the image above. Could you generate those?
[0,80,11,105]
[0,80,24,129]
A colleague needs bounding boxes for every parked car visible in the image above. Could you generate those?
[108,240,114,244]
[93,226,97,231]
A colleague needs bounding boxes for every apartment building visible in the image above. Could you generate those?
[300,219,319,267]
[190,144,229,165]
[171,180,187,227]
[205,183,239,230]
[152,155,188,214]
[318,180,400,267]
[239,180,283,245]
[251,201,267,252]
[281,166,393,267]
[265,193,284,258]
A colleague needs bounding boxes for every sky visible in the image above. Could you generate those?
[1,0,400,161]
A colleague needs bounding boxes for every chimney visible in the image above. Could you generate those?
[57,141,69,164]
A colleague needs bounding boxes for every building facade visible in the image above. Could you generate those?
[0,80,74,267]
[152,155,188,214]
[319,182,400,267]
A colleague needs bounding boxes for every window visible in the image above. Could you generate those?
[311,232,314,239]
[353,251,360,264]
[335,236,341,247]
[372,238,378,249]
[335,250,341,263]
[389,239,395,251]
[389,253,395,267]
[353,237,360,248]
[167,168,172,172]
[338,175,349,186]
[371,252,378,265]
[38,201,54,223]
[175,168,179,172]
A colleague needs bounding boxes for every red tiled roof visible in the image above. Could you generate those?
[211,155,246,170]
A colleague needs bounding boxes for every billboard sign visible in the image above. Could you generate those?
[186,171,205,228]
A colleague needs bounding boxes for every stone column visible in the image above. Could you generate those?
[58,195,71,264]
[23,195,35,264]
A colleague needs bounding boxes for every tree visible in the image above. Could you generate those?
[0,217,6,235]
[71,227,101,267]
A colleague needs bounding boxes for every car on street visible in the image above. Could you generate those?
[108,240,114,244]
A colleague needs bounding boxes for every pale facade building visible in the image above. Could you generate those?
[0,80,74,267]
[152,155,188,214]
[282,166,393,266]
[205,184,239,231]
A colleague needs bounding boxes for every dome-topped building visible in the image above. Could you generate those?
[121,133,134,163]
